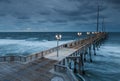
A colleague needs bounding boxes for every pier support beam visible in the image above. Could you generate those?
[84,53,86,62]
[63,59,65,65]
[93,44,96,55]
[73,59,77,73]
[84,48,87,62]
[89,46,92,62]
[80,54,85,74]
[69,62,72,69]
[96,42,99,51]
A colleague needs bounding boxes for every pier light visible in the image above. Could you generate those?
[55,34,62,57]
[87,32,90,35]
[92,32,95,34]
[56,34,62,40]
[77,32,82,36]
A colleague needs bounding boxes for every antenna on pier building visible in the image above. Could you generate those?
[102,17,104,32]
[103,18,106,32]
[100,0,105,32]
[96,5,100,32]
[96,0,104,32]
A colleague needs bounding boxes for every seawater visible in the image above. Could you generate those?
[0,32,86,56]
[84,32,120,81]
[0,32,120,81]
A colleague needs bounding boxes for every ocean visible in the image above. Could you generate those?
[0,32,120,81]
[84,32,120,81]
[0,32,86,56]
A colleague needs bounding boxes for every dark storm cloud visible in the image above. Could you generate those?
[0,0,104,23]
[17,16,30,20]
[89,14,108,20]
[53,8,81,16]
[0,0,119,31]
[50,20,68,23]
[12,12,30,20]
[38,11,50,15]
[106,0,120,4]
[37,20,47,23]
[52,0,98,16]
[0,13,6,16]
[105,0,120,11]
[0,0,11,3]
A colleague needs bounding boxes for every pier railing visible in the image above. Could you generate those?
[53,39,92,81]
[0,55,26,63]
[0,32,107,63]
[53,32,107,81]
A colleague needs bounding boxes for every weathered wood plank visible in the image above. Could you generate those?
[0,58,57,81]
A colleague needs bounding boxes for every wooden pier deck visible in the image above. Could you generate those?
[0,46,80,81]
[0,32,107,81]
[45,48,77,61]
[0,58,57,81]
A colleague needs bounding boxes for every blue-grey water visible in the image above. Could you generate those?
[0,32,86,56]
[0,32,120,81]
[84,32,120,81]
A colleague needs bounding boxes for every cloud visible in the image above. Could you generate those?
[0,0,11,3]
[106,0,120,4]
[0,0,119,31]
[0,13,6,17]
[105,0,120,11]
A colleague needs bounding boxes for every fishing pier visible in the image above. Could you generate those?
[0,32,107,81]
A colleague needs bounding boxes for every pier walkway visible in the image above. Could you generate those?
[45,48,77,61]
[0,58,57,81]
[0,32,107,81]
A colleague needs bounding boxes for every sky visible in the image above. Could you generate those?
[0,0,120,32]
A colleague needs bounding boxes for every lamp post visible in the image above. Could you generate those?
[77,32,82,44]
[87,32,91,43]
[55,34,62,57]
[77,32,82,37]
[87,32,91,42]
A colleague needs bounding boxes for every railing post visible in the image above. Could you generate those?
[63,59,65,65]
[4,57,6,62]
[10,56,14,62]
[24,57,26,62]
[41,52,44,59]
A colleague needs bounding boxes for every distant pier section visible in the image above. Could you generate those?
[0,32,107,81]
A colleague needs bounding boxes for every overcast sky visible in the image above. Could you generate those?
[0,0,120,32]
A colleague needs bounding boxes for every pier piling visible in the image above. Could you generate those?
[89,46,92,62]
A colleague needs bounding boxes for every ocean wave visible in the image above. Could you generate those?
[25,38,38,41]
[98,45,120,58]
[0,39,73,56]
